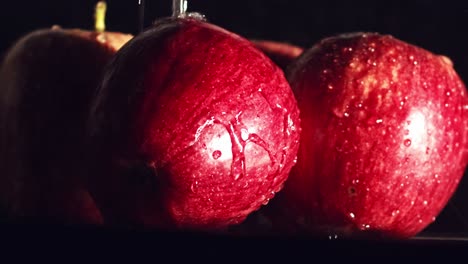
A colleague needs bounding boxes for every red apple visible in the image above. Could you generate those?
[85,15,301,230]
[251,40,304,71]
[269,32,468,239]
[0,2,133,225]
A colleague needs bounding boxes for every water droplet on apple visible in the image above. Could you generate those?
[212,150,222,160]
[375,119,383,124]
[274,183,284,193]
[343,112,350,117]
[327,84,334,90]
[361,224,371,230]
[423,200,428,206]
[293,156,298,164]
[349,212,355,219]
[403,139,412,147]
[446,90,451,97]
[444,103,449,108]
[391,210,400,216]
[190,181,199,193]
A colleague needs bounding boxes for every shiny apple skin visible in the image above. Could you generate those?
[86,17,301,230]
[274,32,468,239]
[0,27,132,225]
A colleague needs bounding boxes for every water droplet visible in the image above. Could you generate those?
[293,156,298,164]
[343,112,350,117]
[409,55,414,61]
[274,183,285,193]
[391,210,400,217]
[423,200,428,206]
[375,119,383,124]
[404,129,410,135]
[446,90,451,96]
[403,139,412,147]
[444,103,449,108]
[242,181,249,189]
[327,84,334,90]
[349,212,355,219]
[190,181,198,193]
[224,117,247,181]
[212,150,222,160]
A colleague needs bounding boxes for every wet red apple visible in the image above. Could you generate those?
[270,32,468,239]
[0,2,133,225]
[86,15,301,230]
[251,40,304,71]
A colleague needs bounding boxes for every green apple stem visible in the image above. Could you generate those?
[94,1,107,32]
[172,0,188,18]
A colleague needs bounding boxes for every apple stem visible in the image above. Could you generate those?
[94,1,107,33]
[172,0,188,18]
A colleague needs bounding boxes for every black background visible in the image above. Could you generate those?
[1,0,468,239]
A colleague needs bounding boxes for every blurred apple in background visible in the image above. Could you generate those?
[251,40,303,71]
[267,32,468,239]
[85,6,300,230]
[0,1,132,225]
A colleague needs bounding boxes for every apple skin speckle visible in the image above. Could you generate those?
[268,32,468,239]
